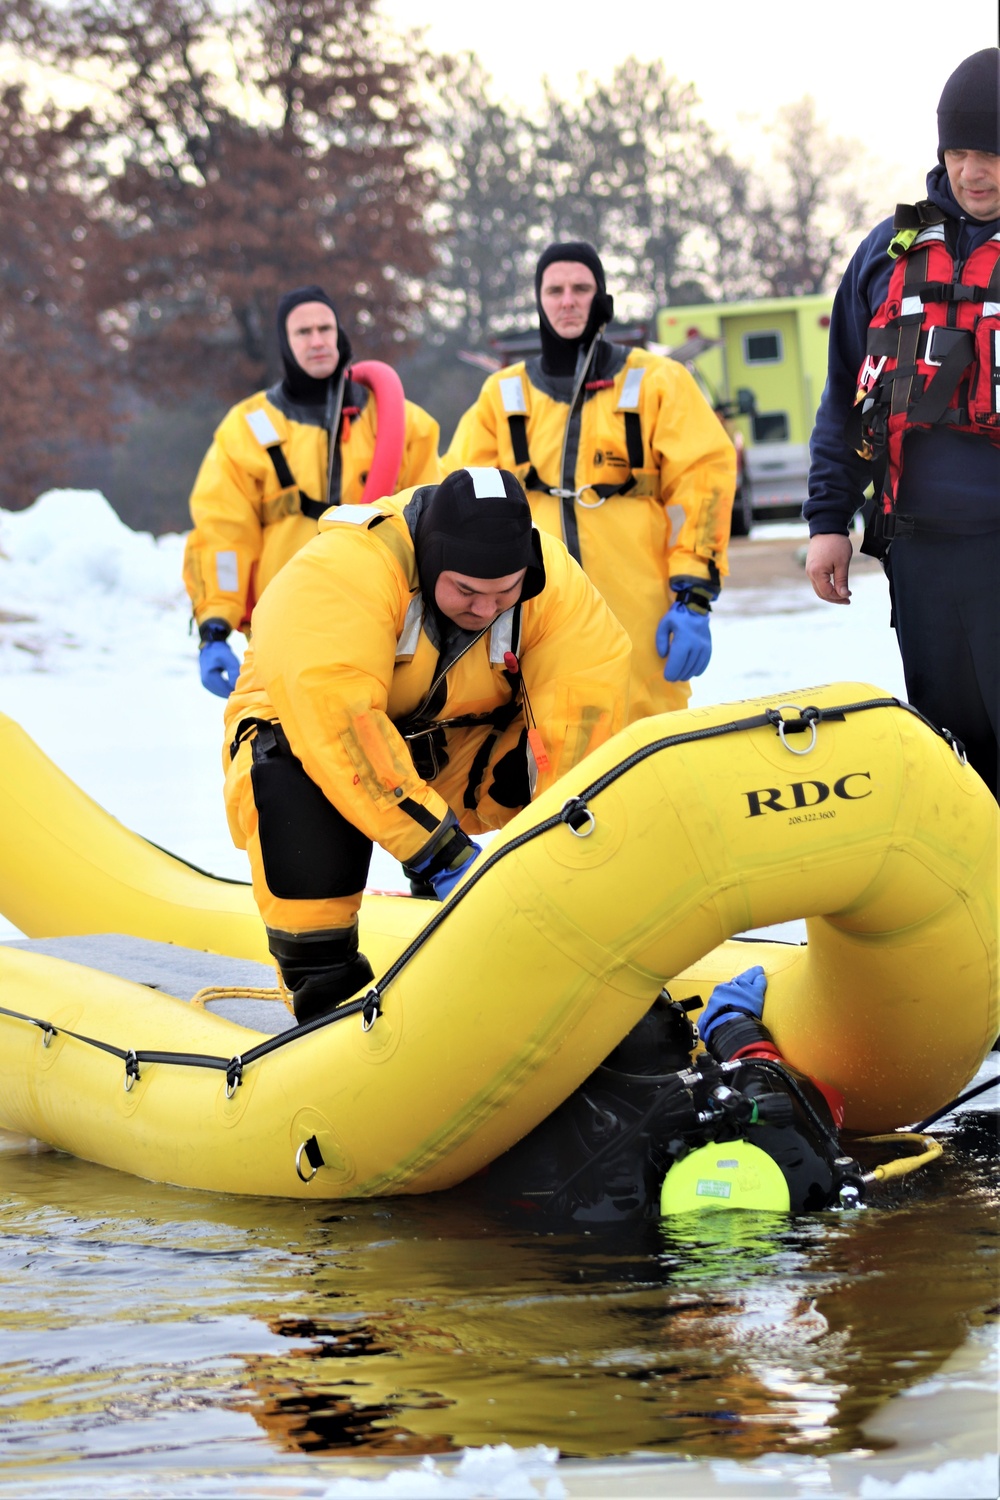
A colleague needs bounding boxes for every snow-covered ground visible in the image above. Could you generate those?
[0,490,906,944]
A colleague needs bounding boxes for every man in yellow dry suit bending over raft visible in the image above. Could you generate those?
[184,284,442,697]
[446,242,737,721]
[224,466,631,1024]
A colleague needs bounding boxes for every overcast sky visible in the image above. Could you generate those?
[382,0,999,211]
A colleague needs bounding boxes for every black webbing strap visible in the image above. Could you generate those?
[507,414,547,494]
[891,248,929,417]
[229,716,278,762]
[624,410,644,469]
[906,280,994,303]
[508,414,530,466]
[298,493,329,521]
[262,438,332,522]
[266,444,296,489]
[460,696,525,811]
[507,352,642,561]
[907,331,975,426]
[397,797,440,834]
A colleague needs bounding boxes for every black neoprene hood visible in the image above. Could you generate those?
[534,241,615,376]
[937,48,1000,157]
[414,468,544,605]
[276,284,353,405]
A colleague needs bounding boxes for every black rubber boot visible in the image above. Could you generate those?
[268,927,375,1026]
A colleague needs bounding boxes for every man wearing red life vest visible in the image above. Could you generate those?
[804,49,1000,798]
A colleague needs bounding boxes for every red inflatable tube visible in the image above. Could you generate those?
[349,360,406,504]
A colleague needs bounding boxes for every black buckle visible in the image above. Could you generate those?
[924,325,969,368]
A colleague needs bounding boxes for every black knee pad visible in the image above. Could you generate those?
[249,721,373,899]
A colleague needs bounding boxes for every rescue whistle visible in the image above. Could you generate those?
[527,727,551,774]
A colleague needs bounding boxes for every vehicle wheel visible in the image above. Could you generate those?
[730,479,754,537]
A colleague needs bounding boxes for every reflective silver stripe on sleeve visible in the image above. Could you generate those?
[489,608,515,664]
[913,224,946,246]
[499,376,528,415]
[215,551,239,592]
[900,296,924,318]
[245,408,281,446]
[617,366,646,410]
[396,595,424,659]
[666,504,686,544]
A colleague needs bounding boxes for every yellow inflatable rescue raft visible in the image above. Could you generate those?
[0,682,995,1199]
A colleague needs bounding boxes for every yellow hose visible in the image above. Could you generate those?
[858,1132,944,1182]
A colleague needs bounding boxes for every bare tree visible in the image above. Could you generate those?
[3,0,439,404]
[747,97,870,297]
[0,84,122,507]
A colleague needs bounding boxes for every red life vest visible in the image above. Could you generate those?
[855,201,1000,511]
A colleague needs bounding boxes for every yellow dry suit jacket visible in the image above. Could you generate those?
[445,344,735,720]
[223,489,631,867]
[183,379,442,631]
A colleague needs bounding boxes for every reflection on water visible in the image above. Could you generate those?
[0,1117,996,1477]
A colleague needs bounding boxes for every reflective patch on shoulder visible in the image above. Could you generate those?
[396,594,424,658]
[489,607,516,664]
[913,224,946,246]
[215,550,239,592]
[499,375,528,415]
[617,366,646,410]
[245,408,281,446]
[468,467,507,499]
[326,505,382,526]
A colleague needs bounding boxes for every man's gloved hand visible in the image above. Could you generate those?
[404,817,483,902]
[698,965,767,1045]
[427,844,482,900]
[656,588,713,682]
[198,619,241,698]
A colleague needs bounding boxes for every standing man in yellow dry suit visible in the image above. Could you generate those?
[445,243,736,721]
[223,466,631,1024]
[184,284,442,697]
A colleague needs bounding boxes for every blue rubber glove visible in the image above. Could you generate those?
[199,637,241,698]
[406,820,484,901]
[656,603,712,681]
[428,845,482,900]
[698,965,767,1045]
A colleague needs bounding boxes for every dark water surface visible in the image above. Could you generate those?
[0,1104,997,1491]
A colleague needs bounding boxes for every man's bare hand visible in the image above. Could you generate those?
[805,534,854,604]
